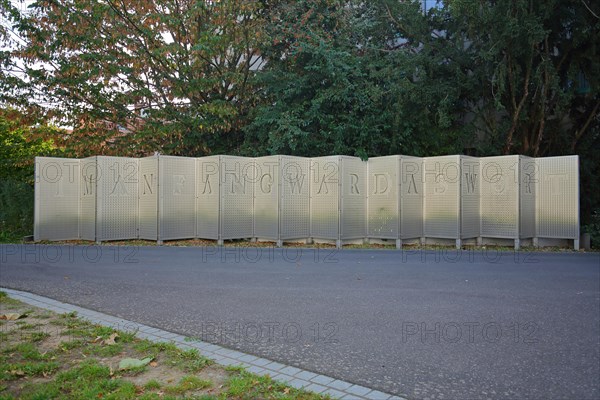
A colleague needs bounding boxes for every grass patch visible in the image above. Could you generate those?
[0,292,21,307]
[6,343,49,361]
[224,370,330,399]
[29,331,51,342]
[143,379,161,390]
[58,339,85,351]
[1,361,60,380]
[132,340,213,373]
[0,294,332,400]
[19,359,138,399]
[163,375,212,395]
[84,342,125,357]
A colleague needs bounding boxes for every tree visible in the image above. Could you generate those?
[0,108,61,238]
[243,0,470,158]
[436,0,600,156]
[1,0,269,156]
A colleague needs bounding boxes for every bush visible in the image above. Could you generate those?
[583,210,600,250]
[0,178,34,241]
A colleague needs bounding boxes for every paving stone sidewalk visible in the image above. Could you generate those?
[1,287,405,400]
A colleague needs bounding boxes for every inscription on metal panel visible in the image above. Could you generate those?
[372,173,390,195]
[284,161,306,194]
[402,162,420,195]
[141,173,155,195]
[173,174,186,195]
[200,161,218,194]
[522,163,535,195]
[257,161,279,194]
[425,160,460,195]
[462,162,478,195]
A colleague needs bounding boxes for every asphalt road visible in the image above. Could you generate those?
[1,244,599,399]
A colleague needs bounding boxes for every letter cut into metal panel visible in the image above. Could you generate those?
[423,155,460,239]
[460,156,480,240]
[280,156,310,241]
[310,156,340,241]
[400,156,424,239]
[34,157,80,241]
[159,156,196,241]
[480,155,520,239]
[536,155,579,240]
[138,156,158,241]
[196,156,220,240]
[95,156,139,241]
[80,156,97,241]
[254,155,280,241]
[220,156,255,240]
[340,156,366,240]
[368,156,399,239]
[519,156,536,239]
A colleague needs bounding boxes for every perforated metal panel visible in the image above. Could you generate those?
[254,155,280,240]
[400,156,424,239]
[310,156,340,240]
[423,156,460,239]
[281,156,310,240]
[367,156,399,239]
[138,156,158,240]
[220,156,254,240]
[536,156,579,239]
[158,156,196,241]
[340,157,366,239]
[34,157,80,241]
[519,156,536,239]
[79,157,97,241]
[33,153,581,247]
[460,156,480,239]
[196,156,220,240]
[96,156,139,241]
[480,156,519,239]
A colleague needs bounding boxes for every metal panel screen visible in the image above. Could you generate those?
[400,156,424,239]
[95,156,139,241]
[254,156,280,240]
[310,156,340,240]
[460,156,480,239]
[34,157,80,241]
[340,157,366,240]
[480,155,519,239]
[196,156,220,240]
[80,157,97,241]
[220,156,254,240]
[423,156,460,239]
[367,156,399,239]
[280,156,310,240]
[519,156,536,239]
[536,156,579,239]
[138,156,158,240]
[159,156,196,241]
[33,154,581,247]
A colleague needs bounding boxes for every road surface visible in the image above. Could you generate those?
[1,244,599,399]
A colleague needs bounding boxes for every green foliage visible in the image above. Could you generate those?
[163,375,212,395]
[0,109,62,240]
[1,0,598,224]
[2,0,269,156]
[0,109,59,182]
[243,1,469,158]
[583,210,600,249]
[437,0,600,157]
[0,180,34,241]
